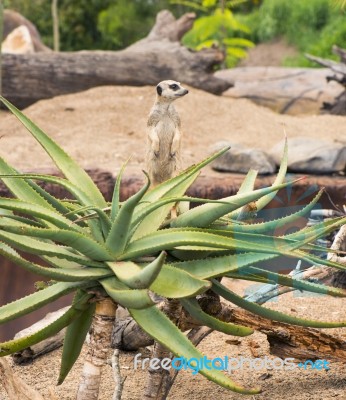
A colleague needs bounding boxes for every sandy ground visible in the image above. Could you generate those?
[239,38,299,67]
[1,280,346,400]
[0,85,345,178]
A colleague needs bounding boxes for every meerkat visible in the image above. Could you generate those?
[146,80,189,187]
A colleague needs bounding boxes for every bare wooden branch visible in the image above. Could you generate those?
[111,349,126,400]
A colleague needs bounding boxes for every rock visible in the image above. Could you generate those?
[210,142,276,175]
[2,25,35,54]
[269,137,346,174]
[3,9,51,53]
[216,67,343,115]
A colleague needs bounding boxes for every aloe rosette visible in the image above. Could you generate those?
[0,96,345,395]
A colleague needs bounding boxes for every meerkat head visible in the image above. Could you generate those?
[156,80,189,101]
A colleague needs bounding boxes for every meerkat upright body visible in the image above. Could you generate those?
[146,80,188,187]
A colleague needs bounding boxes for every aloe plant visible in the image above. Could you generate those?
[0,96,346,399]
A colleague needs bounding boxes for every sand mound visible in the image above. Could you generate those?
[0,85,345,175]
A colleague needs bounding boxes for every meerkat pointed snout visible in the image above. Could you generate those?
[146,80,188,188]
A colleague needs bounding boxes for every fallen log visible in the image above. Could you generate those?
[2,10,231,109]
[306,48,346,115]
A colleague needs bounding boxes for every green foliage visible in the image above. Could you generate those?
[0,97,346,394]
[174,0,254,67]
[98,0,170,50]
[4,0,171,51]
[240,0,346,67]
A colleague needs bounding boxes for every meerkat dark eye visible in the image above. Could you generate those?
[169,84,179,90]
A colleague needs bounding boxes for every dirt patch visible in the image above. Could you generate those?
[239,38,299,67]
[1,280,346,400]
[0,85,345,177]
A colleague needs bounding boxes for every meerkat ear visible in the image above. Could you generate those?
[156,85,162,96]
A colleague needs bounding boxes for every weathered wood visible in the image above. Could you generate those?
[0,357,45,399]
[2,10,231,109]
[306,50,346,115]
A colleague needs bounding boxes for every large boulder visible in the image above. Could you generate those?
[210,142,276,175]
[216,67,343,116]
[269,137,346,174]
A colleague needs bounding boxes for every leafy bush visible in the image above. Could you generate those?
[4,0,171,51]
[173,0,254,67]
[239,0,346,67]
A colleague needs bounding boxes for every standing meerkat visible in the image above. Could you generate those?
[146,80,189,187]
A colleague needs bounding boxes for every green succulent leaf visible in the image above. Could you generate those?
[132,147,230,240]
[180,298,253,336]
[171,179,297,229]
[0,224,112,261]
[0,157,54,210]
[0,198,84,231]
[0,281,92,325]
[0,242,111,281]
[0,230,104,267]
[108,252,166,289]
[111,159,129,221]
[100,277,156,309]
[58,294,96,385]
[227,265,346,298]
[212,280,346,328]
[106,173,150,257]
[0,291,93,356]
[0,96,107,208]
[130,306,260,395]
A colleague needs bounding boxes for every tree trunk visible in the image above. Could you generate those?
[143,299,182,400]
[2,10,231,109]
[77,298,117,400]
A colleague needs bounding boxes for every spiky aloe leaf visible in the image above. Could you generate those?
[106,174,150,257]
[0,224,112,261]
[131,147,230,240]
[223,189,323,234]
[120,228,304,261]
[130,196,232,235]
[170,179,298,229]
[0,173,99,209]
[58,297,96,385]
[173,252,278,278]
[226,265,346,297]
[100,277,156,309]
[212,280,346,328]
[111,159,129,221]
[108,252,166,289]
[254,137,288,212]
[0,281,92,325]
[0,157,54,210]
[180,298,253,336]
[134,263,211,298]
[0,198,84,231]
[129,306,260,395]
[0,243,111,282]
[0,291,93,356]
[0,230,104,267]
[0,96,107,208]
